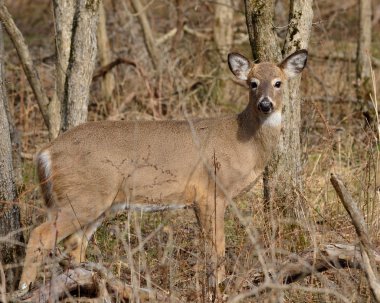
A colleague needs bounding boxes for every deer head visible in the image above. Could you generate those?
[228,50,308,119]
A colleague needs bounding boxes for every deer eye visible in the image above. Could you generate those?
[274,81,282,88]
[250,81,258,90]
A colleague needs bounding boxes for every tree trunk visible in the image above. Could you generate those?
[97,1,115,103]
[214,0,234,105]
[50,0,76,139]
[60,0,100,132]
[272,0,313,218]
[3,79,22,186]
[244,0,313,218]
[214,0,233,60]
[356,0,372,101]
[244,0,281,62]
[0,22,23,291]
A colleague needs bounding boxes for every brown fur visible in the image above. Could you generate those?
[19,50,308,292]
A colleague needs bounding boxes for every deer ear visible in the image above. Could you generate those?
[228,53,250,81]
[279,49,308,78]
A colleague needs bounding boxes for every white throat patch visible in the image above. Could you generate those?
[262,111,282,128]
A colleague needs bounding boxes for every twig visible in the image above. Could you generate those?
[130,0,156,16]
[12,265,159,302]
[151,25,212,47]
[330,174,380,302]
[310,52,380,68]
[130,0,159,70]
[92,57,137,80]
[92,57,155,110]
[0,2,50,129]
[184,25,211,40]
[0,261,7,303]
[227,243,380,289]
[310,100,333,138]
[172,0,185,48]
[156,28,177,46]
[228,281,351,303]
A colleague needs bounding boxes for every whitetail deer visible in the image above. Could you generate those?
[19,49,308,292]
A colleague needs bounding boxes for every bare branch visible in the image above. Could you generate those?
[330,174,380,302]
[130,0,160,70]
[92,57,138,81]
[172,0,185,49]
[0,2,50,130]
[13,265,163,303]
[235,243,380,287]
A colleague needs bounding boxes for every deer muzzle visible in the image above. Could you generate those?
[257,97,273,114]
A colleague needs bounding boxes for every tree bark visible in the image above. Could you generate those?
[97,1,115,102]
[214,0,234,106]
[60,0,100,132]
[271,0,313,217]
[50,0,75,139]
[356,0,372,101]
[214,0,234,60]
[245,0,313,218]
[244,0,281,62]
[3,75,22,186]
[0,22,23,292]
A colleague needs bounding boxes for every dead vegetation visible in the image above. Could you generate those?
[2,0,380,302]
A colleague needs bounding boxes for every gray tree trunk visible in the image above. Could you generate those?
[60,0,100,132]
[3,78,22,185]
[356,0,372,101]
[0,22,23,291]
[245,0,281,62]
[50,0,75,139]
[244,0,313,218]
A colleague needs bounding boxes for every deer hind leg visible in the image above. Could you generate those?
[19,209,83,291]
[195,197,226,289]
[64,215,105,264]
[19,202,112,290]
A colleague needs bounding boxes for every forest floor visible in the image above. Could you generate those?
[3,0,380,302]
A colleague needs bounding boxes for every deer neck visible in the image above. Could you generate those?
[237,103,282,166]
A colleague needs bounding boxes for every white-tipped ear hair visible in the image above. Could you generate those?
[228,53,250,81]
[279,49,308,78]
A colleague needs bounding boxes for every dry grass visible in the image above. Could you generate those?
[3,0,380,301]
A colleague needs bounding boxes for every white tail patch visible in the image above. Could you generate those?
[262,111,282,128]
[38,150,52,178]
[37,149,54,207]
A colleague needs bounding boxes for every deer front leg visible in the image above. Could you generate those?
[64,215,105,264]
[195,197,226,290]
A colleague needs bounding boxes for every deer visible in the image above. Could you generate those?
[19,49,308,293]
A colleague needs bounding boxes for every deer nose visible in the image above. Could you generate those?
[258,98,273,114]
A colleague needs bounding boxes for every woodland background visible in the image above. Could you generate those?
[1,0,380,302]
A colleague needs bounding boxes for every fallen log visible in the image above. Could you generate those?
[10,263,165,303]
